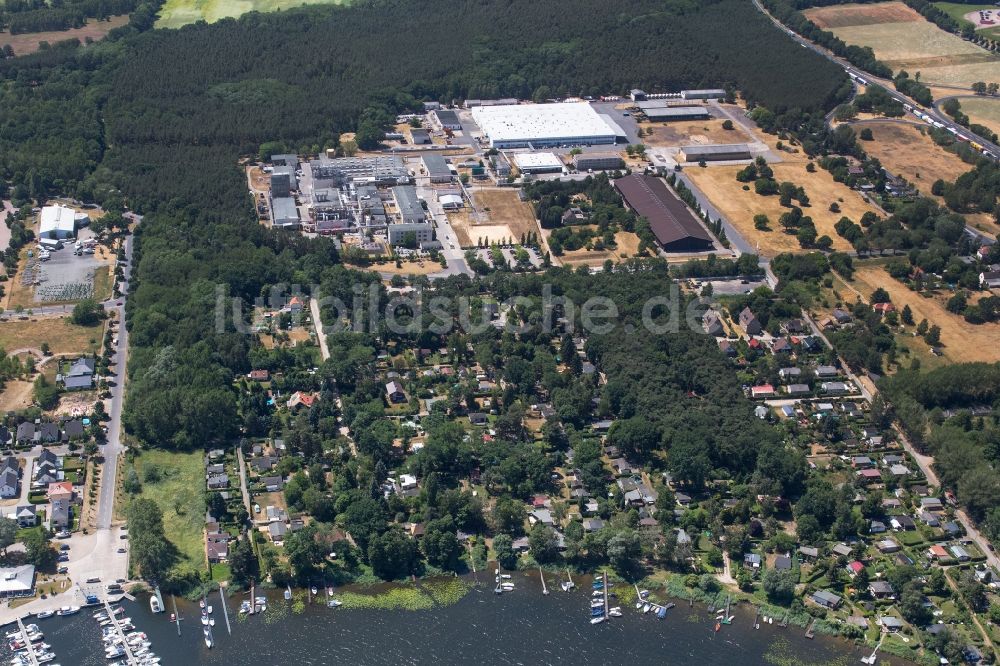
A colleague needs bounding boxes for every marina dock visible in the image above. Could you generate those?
[172,595,181,635]
[103,599,140,664]
[219,587,232,635]
[16,617,40,666]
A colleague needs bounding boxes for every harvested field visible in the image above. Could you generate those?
[0,317,102,356]
[805,2,922,29]
[847,264,1000,363]
[806,4,1000,88]
[157,0,349,28]
[0,15,129,56]
[687,161,878,256]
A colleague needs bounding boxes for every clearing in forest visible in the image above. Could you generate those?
[156,0,350,29]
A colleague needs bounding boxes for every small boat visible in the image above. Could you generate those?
[560,582,573,592]
[199,600,205,609]
[590,609,604,617]
[169,612,176,622]
[201,616,209,626]
[209,618,215,627]
[590,600,604,608]
[665,603,676,610]
[592,591,604,598]
[327,599,342,608]
[501,583,514,591]
[207,605,213,614]
[311,587,318,596]
[590,616,605,625]
[768,617,773,624]
[609,607,622,617]
[500,574,511,580]
[657,606,667,619]
[150,597,162,614]
[715,622,721,632]
[238,602,251,615]
[56,606,79,616]
[284,586,292,601]
[35,611,54,620]
[642,603,651,613]
[203,627,213,649]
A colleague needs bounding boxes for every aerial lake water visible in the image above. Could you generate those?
[4,573,915,665]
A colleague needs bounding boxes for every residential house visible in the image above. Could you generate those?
[60,357,95,390]
[0,469,17,499]
[36,423,59,443]
[49,499,70,530]
[889,464,910,477]
[262,476,283,492]
[851,456,874,469]
[582,518,605,533]
[774,555,792,571]
[814,365,839,378]
[920,496,943,511]
[778,367,802,381]
[13,505,36,528]
[207,474,230,490]
[811,590,842,609]
[869,581,895,599]
[949,545,971,562]
[0,565,35,598]
[468,412,488,426]
[206,534,230,563]
[286,391,317,410]
[782,319,807,335]
[46,481,73,502]
[15,423,34,444]
[928,544,950,561]
[799,546,819,560]
[879,616,904,633]
[718,340,736,357]
[890,516,917,531]
[821,381,850,394]
[385,381,407,404]
[744,553,762,568]
[831,543,853,558]
[876,538,901,553]
[869,520,887,534]
[751,385,775,399]
[248,369,270,382]
[847,561,864,578]
[980,270,1000,289]
[771,338,792,354]
[703,311,724,336]
[250,456,275,473]
[268,521,288,542]
[738,307,762,335]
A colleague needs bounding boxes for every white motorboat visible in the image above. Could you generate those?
[150,597,162,614]
[35,611,55,620]
[590,616,605,625]
[55,606,79,616]
[327,599,342,608]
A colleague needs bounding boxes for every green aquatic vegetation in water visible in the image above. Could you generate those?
[339,587,435,611]
[686,613,702,623]
[337,579,471,611]
[764,638,850,666]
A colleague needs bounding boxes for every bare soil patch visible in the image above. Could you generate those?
[805,2,922,29]
[0,15,129,56]
[643,118,756,146]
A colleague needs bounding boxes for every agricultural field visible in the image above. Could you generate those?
[686,160,879,257]
[0,16,129,56]
[156,0,349,29]
[958,95,1000,137]
[846,263,1000,364]
[450,188,545,250]
[805,2,1000,88]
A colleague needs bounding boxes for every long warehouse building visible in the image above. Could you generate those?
[643,106,711,122]
[471,102,618,149]
[678,143,752,163]
[614,174,714,252]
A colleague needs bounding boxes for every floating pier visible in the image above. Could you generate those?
[219,587,232,635]
[15,617,40,666]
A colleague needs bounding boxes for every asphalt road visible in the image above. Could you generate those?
[751,0,1000,161]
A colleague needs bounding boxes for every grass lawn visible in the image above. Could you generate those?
[0,317,102,355]
[131,449,206,578]
[210,562,231,582]
[156,0,350,29]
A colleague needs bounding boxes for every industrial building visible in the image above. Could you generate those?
[410,128,431,145]
[573,153,624,171]
[681,89,726,100]
[614,174,714,252]
[421,154,453,183]
[388,222,435,246]
[643,106,711,122]
[392,186,426,224]
[438,191,463,209]
[433,109,462,131]
[678,143,752,163]
[356,185,387,226]
[270,165,295,197]
[464,98,519,108]
[630,89,647,101]
[472,102,618,149]
[271,154,298,167]
[39,205,87,240]
[271,197,300,229]
[514,152,564,174]
[310,155,408,186]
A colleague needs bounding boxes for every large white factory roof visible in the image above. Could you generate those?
[39,205,82,236]
[471,103,616,145]
[514,152,564,172]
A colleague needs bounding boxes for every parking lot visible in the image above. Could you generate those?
[34,239,107,303]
